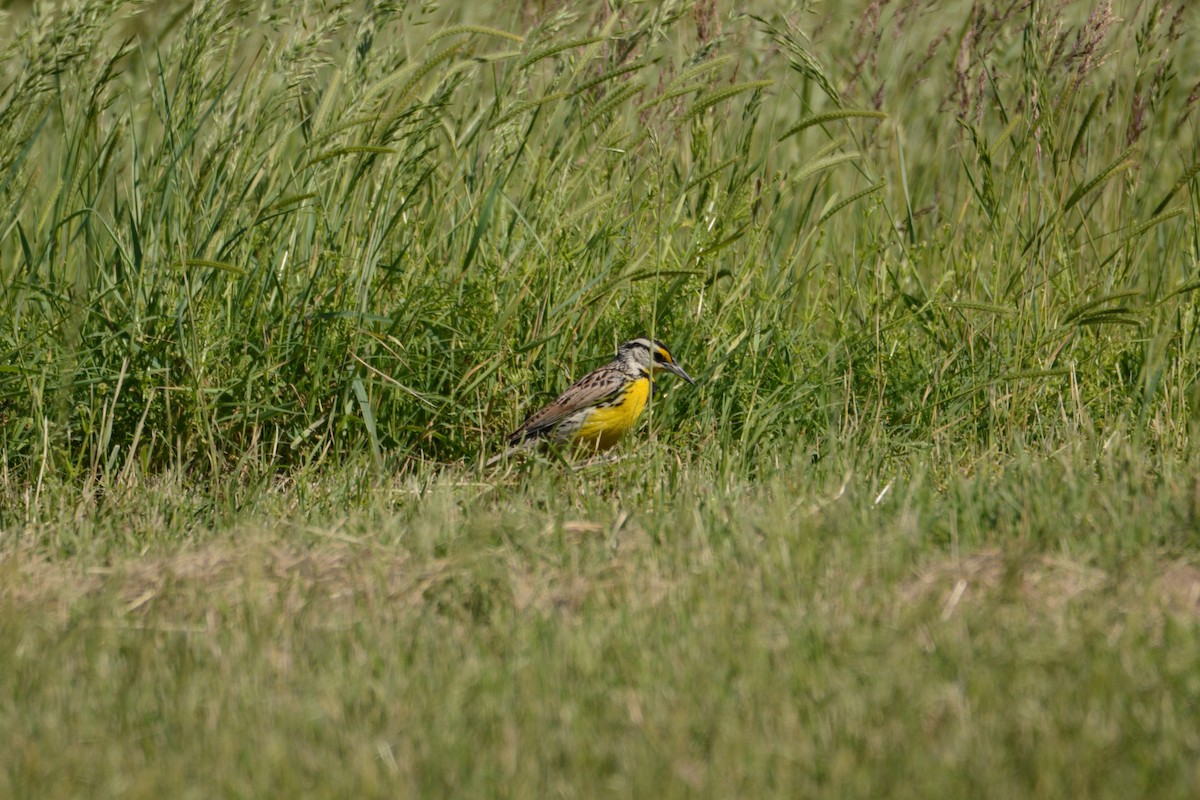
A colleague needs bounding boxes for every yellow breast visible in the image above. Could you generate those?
[573,377,651,451]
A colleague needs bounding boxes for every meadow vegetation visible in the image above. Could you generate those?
[2,0,1200,796]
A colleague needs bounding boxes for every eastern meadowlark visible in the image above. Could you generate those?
[487,337,695,465]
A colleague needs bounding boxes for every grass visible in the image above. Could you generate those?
[2,0,1200,796]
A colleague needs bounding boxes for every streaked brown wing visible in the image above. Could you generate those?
[508,367,625,445]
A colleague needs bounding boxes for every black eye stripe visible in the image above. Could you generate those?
[620,338,675,364]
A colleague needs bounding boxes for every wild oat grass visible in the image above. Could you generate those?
[2,1,1199,797]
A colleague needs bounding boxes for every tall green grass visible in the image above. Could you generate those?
[3,0,1195,492]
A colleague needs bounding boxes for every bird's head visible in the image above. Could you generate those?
[617,338,695,384]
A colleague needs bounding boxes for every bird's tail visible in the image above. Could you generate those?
[484,438,534,467]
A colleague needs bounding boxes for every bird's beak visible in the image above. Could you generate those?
[662,361,696,384]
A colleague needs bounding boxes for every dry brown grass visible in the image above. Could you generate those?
[902,548,1200,620]
[1,520,679,628]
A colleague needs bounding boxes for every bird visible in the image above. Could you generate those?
[487,337,695,465]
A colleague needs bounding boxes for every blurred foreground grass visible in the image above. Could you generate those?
[7,441,1200,797]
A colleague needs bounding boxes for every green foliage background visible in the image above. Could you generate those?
[3,0,1196,483]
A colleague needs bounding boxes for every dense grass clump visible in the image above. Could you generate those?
[2,1,1200,797]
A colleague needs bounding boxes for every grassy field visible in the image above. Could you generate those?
[3,0,1200,796]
